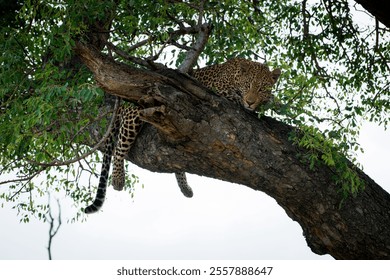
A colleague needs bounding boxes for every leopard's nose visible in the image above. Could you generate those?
[244,101,256,111]
[246,99,256,106]
[245,97,256,107]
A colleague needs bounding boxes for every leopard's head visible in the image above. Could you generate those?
[235,60,281,111]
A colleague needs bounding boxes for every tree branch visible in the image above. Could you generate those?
[74,41,390,259]
[178,23,212,73]
[128,71,390,259]
[74,42,168,101]
[46,197,62,260]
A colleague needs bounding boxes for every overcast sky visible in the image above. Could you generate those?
[0,120,388,260]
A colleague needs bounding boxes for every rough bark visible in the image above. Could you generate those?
[75,43,390,260]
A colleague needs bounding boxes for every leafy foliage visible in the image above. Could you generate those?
[0,0,388,221]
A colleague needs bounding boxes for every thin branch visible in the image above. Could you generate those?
[107,23,210,70]
[373,18,390,73]
[127,37,151,52]
[106,42,165,69]
[8,178,35,200]
[165,10,186,29]
[371,82,390,105]
[166,0,203,12]
[169,25,207,36]
[0,168,46,187]
[169,40,194,51]
[302,0,309,38]
[14,37,37,68]
[26,98,120,168]
[375,18,380,52]
[46,196,62,260]
[197,0,206,26]
[67,108,113,144]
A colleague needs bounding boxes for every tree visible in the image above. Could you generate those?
[0,0,389,259]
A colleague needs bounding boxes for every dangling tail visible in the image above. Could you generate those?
[84,104,121,214]
[84,147,114,214]
[175,172,193,198]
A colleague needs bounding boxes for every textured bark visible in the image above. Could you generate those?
[76,44,390,260]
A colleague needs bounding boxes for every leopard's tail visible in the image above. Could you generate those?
[84,105,121,214]
[175,172,193,198]
[84,144,114,214]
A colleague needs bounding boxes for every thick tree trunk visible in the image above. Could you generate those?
[75,43,390,260]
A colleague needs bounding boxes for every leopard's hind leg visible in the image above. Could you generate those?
[112,105,143,191]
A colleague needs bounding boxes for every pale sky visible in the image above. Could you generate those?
[0,121,388,260]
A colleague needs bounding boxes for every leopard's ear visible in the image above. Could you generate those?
[271,68,281,83]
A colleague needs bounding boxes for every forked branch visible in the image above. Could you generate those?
[46,197,62,260]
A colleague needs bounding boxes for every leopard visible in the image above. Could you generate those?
[84,58,281,214]
[84,104,194,214]
[192,57,281,111]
